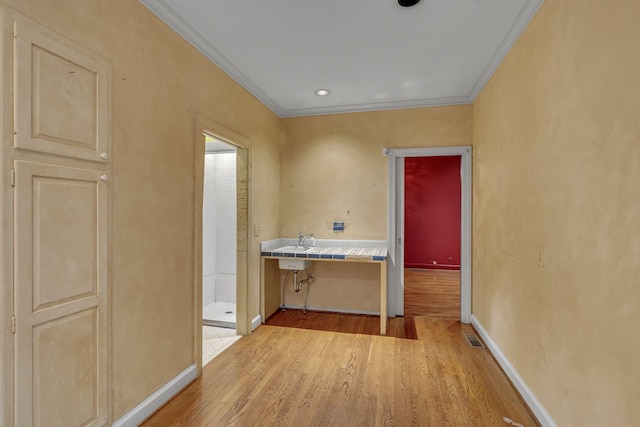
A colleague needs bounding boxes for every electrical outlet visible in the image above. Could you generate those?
[537,346,545,369]
[536,246,544,267]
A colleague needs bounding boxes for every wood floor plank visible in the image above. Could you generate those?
[143,318,539,427]
[405,268,460,318]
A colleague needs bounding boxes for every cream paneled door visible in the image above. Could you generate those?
[13,9,110,163]
[14,161,107,426]
[6,8,111,427]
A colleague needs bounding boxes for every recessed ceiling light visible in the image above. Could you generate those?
[397,0,423,8]
[314,89,331,96]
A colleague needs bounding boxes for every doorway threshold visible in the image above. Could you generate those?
[203,319,236,329]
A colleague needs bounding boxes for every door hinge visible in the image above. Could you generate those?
[10,169,15,187]
[11,315,16,334]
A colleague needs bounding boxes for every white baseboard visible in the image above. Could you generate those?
[112,363,197,427]
[470,315,557,427]
[251,314,261,331]
[282,304,379,316]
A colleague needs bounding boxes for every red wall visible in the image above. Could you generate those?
[404,156,461,270]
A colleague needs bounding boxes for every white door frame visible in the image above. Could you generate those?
[386,146,472,323]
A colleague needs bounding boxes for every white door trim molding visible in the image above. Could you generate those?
[386,146,472,323]
[471,316,557,427]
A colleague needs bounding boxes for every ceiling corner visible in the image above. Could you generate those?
[467,0,545,102]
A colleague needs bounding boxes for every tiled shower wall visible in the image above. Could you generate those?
[213,152,237,303]
[203,154,217,307]
[203,152,237,309]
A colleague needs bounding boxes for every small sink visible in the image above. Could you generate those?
[272,246,313,270]
[279,258,312,271]
[273,245,313,253]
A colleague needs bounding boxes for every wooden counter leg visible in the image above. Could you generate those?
[260,257,266,326]
[380,260,387,335]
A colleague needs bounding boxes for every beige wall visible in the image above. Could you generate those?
[0,0,281,420]
[281,106,472,239]
[273,261,382,314]
[279,106,471,312]
[472,0,640,425]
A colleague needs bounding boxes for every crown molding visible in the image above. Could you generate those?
[140,0,543,118]
[468,0,544,101]
[278,95,472,118]
[138,0,284,114]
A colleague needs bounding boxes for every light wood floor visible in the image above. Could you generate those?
[143,317,538,426]
[405,268,460,318]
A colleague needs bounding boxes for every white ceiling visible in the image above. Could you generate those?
[140,0,543,117]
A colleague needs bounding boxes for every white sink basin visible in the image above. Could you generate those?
[272,246,313,270]
[273,245,313,253]
[278,258,312,271]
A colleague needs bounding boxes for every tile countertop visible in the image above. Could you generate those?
[260,238,388,261]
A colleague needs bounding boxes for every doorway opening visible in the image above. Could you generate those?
[404,155,461,319]
[202,135,238,329]
[386,146,471,323]
[194,115,251,372]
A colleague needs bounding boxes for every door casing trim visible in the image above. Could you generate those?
[193,115,251,375]
[386,146,472,323]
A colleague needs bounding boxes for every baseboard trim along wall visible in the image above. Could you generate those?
[470,315,557,427]
[283,305,379,316]
[112,363,197,427]
[251,314,261,331]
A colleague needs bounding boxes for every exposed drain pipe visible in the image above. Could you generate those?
[281,268,315,313]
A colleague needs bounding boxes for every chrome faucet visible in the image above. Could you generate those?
[298,232,313,246]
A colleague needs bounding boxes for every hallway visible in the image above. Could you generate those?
[143,317,537,426]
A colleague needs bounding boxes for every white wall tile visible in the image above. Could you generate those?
[216,197,235,207]
[215,273,236,303]
[218,236,237,249]
[216,252,236,274]
[202,152,237,304]
[216,206,236,220]
[216,222,236,238]
[202,155,217,279]
[203,274,216,307]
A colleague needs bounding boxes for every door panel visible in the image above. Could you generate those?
[33,176,97,310]
[14,160,107,426]
[387,156,404,317]
[33,308,98,427]
[394,157,405,317]
[13,14,110,162]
